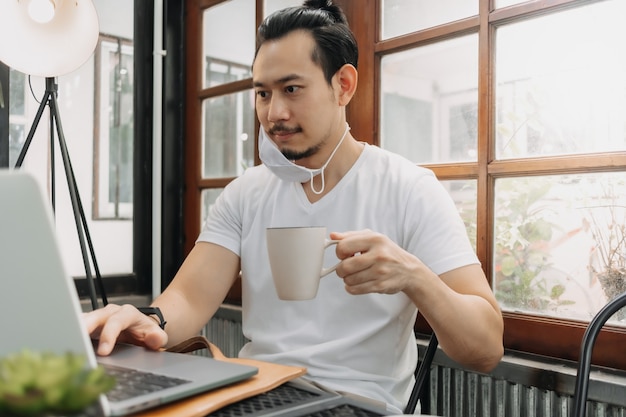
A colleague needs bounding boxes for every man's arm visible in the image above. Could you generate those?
[83,242,240,356]
[331,230,504,373]
[406,263,504,373]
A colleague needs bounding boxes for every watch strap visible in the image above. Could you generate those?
[137,306,167,330]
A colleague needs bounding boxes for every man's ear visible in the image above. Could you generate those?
[334,64,358,106]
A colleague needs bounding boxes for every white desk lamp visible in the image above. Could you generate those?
[0,0,99,77]
[0,0,105,309]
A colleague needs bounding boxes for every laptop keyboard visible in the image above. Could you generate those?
[102,364,190,401]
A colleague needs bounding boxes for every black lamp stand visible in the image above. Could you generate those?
[15,77,107,310]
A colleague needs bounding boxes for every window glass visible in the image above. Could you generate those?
[380,34,478,164]
[381,0,477,40]
[202,90,256,178]
[495,0,626,159]
[201,188,224,228]
[94,35,134,220]
[442,179,477,252]
[203,0,255,89]
[493,173,626,324]
[8,69,26,167]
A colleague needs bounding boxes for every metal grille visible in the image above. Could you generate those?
[299,404,386,417]
[428,365,626,417]
[209,383,323,416]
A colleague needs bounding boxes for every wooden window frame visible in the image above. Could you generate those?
[185,0,626,369]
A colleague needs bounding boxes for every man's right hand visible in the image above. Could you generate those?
[82,304,168,356]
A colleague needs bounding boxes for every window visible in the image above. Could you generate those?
[203,58,254,179]
[184,0,626,369]
[186,0,301,302]
[185,0,300,239]
[380,34,479,164]
[371,0,626,368]
[7,70,27,166]
[94,34,134,220]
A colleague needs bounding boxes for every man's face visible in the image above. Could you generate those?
[253,30,343,163]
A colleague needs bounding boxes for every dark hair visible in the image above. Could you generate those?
[254,0,358,85]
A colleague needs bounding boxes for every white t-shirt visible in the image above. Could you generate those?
[197,143,478,411]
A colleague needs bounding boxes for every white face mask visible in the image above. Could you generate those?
[258,123,350,195]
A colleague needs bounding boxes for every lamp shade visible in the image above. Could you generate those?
[0,0,99,77]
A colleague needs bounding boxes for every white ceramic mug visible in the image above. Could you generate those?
[266,226,340,300]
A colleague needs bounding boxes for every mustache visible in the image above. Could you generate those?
[269,125,302,135]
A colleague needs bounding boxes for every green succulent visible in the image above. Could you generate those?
[0,349,115,416]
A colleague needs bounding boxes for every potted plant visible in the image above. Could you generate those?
[0,349,115,417]
[584,189,626,319]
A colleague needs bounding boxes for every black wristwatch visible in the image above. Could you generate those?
[137,306,167,330]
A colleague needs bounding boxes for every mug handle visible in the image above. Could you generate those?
[320,239,340,277]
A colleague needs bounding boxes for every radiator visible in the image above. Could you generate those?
[201,305,248,358]
[204,305,626,417]
[427,365,626,417]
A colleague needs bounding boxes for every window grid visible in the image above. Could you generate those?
[369,0,626,369]
[184,0,626,369]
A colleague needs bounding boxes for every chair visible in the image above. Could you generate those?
[404,331,439,414]
[572,291,626,417]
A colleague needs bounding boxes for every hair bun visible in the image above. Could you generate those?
[302,0,347,24]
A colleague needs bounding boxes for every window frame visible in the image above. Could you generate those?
[184,0,265,302]
[184,0,626,369]
[354,0,626,369]
[93,33,135,221]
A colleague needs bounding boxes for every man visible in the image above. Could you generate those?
[85,0,504,412]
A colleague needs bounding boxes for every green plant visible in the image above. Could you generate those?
[494,178,574,311]
[0,350,115,416]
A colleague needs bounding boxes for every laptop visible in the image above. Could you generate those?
[0,170,258,416]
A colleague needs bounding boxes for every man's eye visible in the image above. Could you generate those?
[285,86,300,94]
[256,91,268,98]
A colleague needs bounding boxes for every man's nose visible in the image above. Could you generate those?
[267,96,289,122]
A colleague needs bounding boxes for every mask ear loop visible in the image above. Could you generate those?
[309,124,350,195]
[309,170,326,195]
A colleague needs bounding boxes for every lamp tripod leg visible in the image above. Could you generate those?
[15,77,108,310]
[15,79,57,212]
[14,86,52,169]
[48,94,106,310]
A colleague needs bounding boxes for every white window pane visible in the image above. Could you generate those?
[202,188,224,228]
[203,0,255,89]
[8,70,26,166]
[493,173,626,325]
[381,0,477,40]
[442,179,477,252]
[380,35,478,164]
[202,91,256,178]
[495,0,626,159]
[94,36,134,220]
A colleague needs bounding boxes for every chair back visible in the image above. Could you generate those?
[572,291,626,417]
[404,332,439,414]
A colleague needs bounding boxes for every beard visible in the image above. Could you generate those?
[270,124,324,161]
[281,142,322,161]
